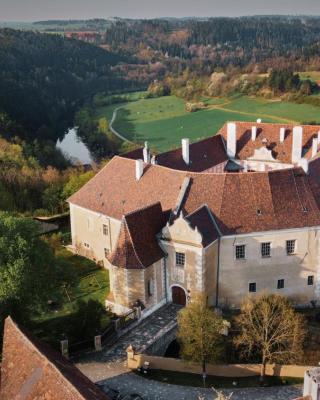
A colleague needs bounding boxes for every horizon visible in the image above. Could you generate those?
[2,0,320,23]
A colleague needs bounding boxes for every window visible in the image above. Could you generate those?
[286,240,296,255]
[235,245,246,260]
[84,242,90,248]
[277,279,284,289]
[104,248,109,258]
[308,275,314,286]
[103,224,109,236]
[147,279,154,297]
[87,217,94,232]
[261,242,271,258]
[176,252,185,267]
[249,282,256,293]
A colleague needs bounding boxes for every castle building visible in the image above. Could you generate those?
[68,121,320,315]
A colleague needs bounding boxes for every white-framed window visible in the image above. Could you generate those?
[235,244,246,260]
[175,252,185,267]
[249,282,256,293]
[103,223,109,236]
[286,240,296,255]
[308,275,314,286]
[277,279,284,289]
[147,279,154,297]
[261,242,271,258]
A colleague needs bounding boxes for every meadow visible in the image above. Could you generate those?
[96,94,320,152]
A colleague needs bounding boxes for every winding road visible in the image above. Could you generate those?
[109,106,135,144]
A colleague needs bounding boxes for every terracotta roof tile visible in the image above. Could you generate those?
[68,156,186,220]
[219,121,320,164]
[0,317,111,400]
[185,205,220,246]
[108,202,166,269]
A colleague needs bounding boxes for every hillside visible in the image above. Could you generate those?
[0,28,140,143]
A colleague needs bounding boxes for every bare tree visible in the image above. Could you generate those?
[233,293,306,381]
[177,295,225,387]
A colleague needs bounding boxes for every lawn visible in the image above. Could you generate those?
[97,94,320,152]
[135,369,303,389]
[30,245,110,349]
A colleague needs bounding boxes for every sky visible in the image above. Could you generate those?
[1,0,320,21]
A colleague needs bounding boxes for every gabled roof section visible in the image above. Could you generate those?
[0,317,111,400]
[108,202,166,269]
[122,135,228,172]
[219,121,320,164]
[185,205,220,246]
[68,156,186,220]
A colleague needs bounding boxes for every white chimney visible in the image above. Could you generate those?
[251,126,257,141]
[182,138,190,165]
[292,126,303,164]
[143,141,150,163]
[135,159,144,181]
[280,127,285,143]
[312,137,318,158]
[227,122,236,159]
[151,155,156,165]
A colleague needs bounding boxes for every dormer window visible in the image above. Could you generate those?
[257,209,262,216]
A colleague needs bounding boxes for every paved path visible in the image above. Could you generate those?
[75,304,180,381]
[75,303,302,400]
[99,372,303,400]
[109,106,135,144]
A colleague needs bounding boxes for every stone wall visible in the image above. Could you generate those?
[128,353,312,379]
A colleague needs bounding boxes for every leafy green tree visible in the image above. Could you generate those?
[69,300,107,341]
[0,213,57,328]
[98,117,109,134]
[62,170,95,200]
[177,295,225,387]
[234,293,306,381]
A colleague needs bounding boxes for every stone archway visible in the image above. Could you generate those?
[171,286,186,306]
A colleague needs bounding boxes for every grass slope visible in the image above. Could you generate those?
[97,94,320,152]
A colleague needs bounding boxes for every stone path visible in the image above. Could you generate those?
[75,303,303,400]
[75,304,180,381]
[99,372,303,400]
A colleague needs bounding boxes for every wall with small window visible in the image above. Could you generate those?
[218,227,320,308]
[69,203,121,268]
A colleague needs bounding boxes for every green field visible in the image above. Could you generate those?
[97,94,320,152]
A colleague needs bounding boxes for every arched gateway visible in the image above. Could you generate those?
[171,286,186,306]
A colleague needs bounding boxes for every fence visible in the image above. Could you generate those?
[65,308,139,357]
[127,352,313,379]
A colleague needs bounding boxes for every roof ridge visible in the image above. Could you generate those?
[124,201,161,218]
[4,317,89,400]
[123,218,145,269]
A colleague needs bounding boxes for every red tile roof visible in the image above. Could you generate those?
[185,205,220,246]
[219,121,320,164]
[108,202,167,268]
[0,317,111,400]
[68,122,320,269]
[68,156,186,220]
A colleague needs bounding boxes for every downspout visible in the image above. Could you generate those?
[215,236,221,308]
[163,256,168,303]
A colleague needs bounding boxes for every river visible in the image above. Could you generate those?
[56,128,93,165]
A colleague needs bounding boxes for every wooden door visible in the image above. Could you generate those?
[172,286,186,306]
